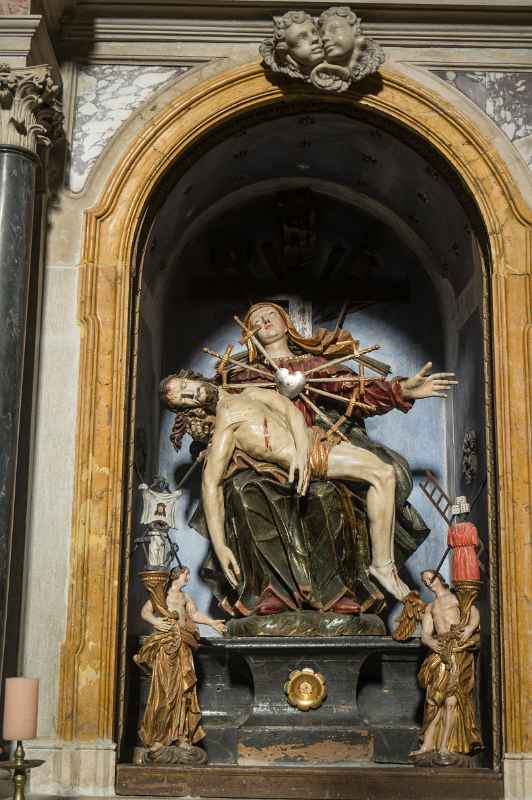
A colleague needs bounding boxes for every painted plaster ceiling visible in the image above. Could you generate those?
[144,107,481,308]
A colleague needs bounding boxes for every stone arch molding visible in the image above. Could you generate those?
[59,61,532,759]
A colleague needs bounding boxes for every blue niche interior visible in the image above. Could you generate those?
[122,106,492,768]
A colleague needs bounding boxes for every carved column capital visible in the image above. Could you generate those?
[0,63,62,154]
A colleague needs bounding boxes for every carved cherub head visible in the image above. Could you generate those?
[260,5,384,93]
[260,10,324,80]
[318,6,364,67]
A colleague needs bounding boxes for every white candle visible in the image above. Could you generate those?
[3,678,39,741]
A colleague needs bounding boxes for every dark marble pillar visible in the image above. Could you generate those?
[0,65,62,729]
[0,146,38,680]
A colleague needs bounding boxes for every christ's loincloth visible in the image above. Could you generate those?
[308,426,340,480]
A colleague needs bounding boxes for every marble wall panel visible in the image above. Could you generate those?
[434,70,532,169]
[21,265,80,738]
[70,64,187,192]
[0,0,30,12]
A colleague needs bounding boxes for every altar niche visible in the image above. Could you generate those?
[116,101,497,783]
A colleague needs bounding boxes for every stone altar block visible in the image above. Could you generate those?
[198,636,423,766]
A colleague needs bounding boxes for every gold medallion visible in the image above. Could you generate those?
[284,667,327,711]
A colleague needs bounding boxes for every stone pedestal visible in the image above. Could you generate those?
[504,753,532,800]
[223,637,375,765]
[206,637,422,766]
[358,651,425,762]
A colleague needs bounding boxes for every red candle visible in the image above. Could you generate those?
[448,522,481,582]
[2,678,39,741]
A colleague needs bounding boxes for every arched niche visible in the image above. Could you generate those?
[57,63,531,775]
[127,102,489,764]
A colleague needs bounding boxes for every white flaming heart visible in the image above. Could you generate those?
[275,368,306,399]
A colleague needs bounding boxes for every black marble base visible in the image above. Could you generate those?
[200,636,423,766]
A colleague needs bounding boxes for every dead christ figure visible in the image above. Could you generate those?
[165,377,423,601]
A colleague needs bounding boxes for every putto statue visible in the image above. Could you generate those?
[260,6,384,93]
[411,569,482,766]
[393,480,484,766]
[134,566,225,765]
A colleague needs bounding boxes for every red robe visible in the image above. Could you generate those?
[226,354,413,427]
[448,522,481,582]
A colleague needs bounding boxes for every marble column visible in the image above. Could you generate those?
[0,65,61,717]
